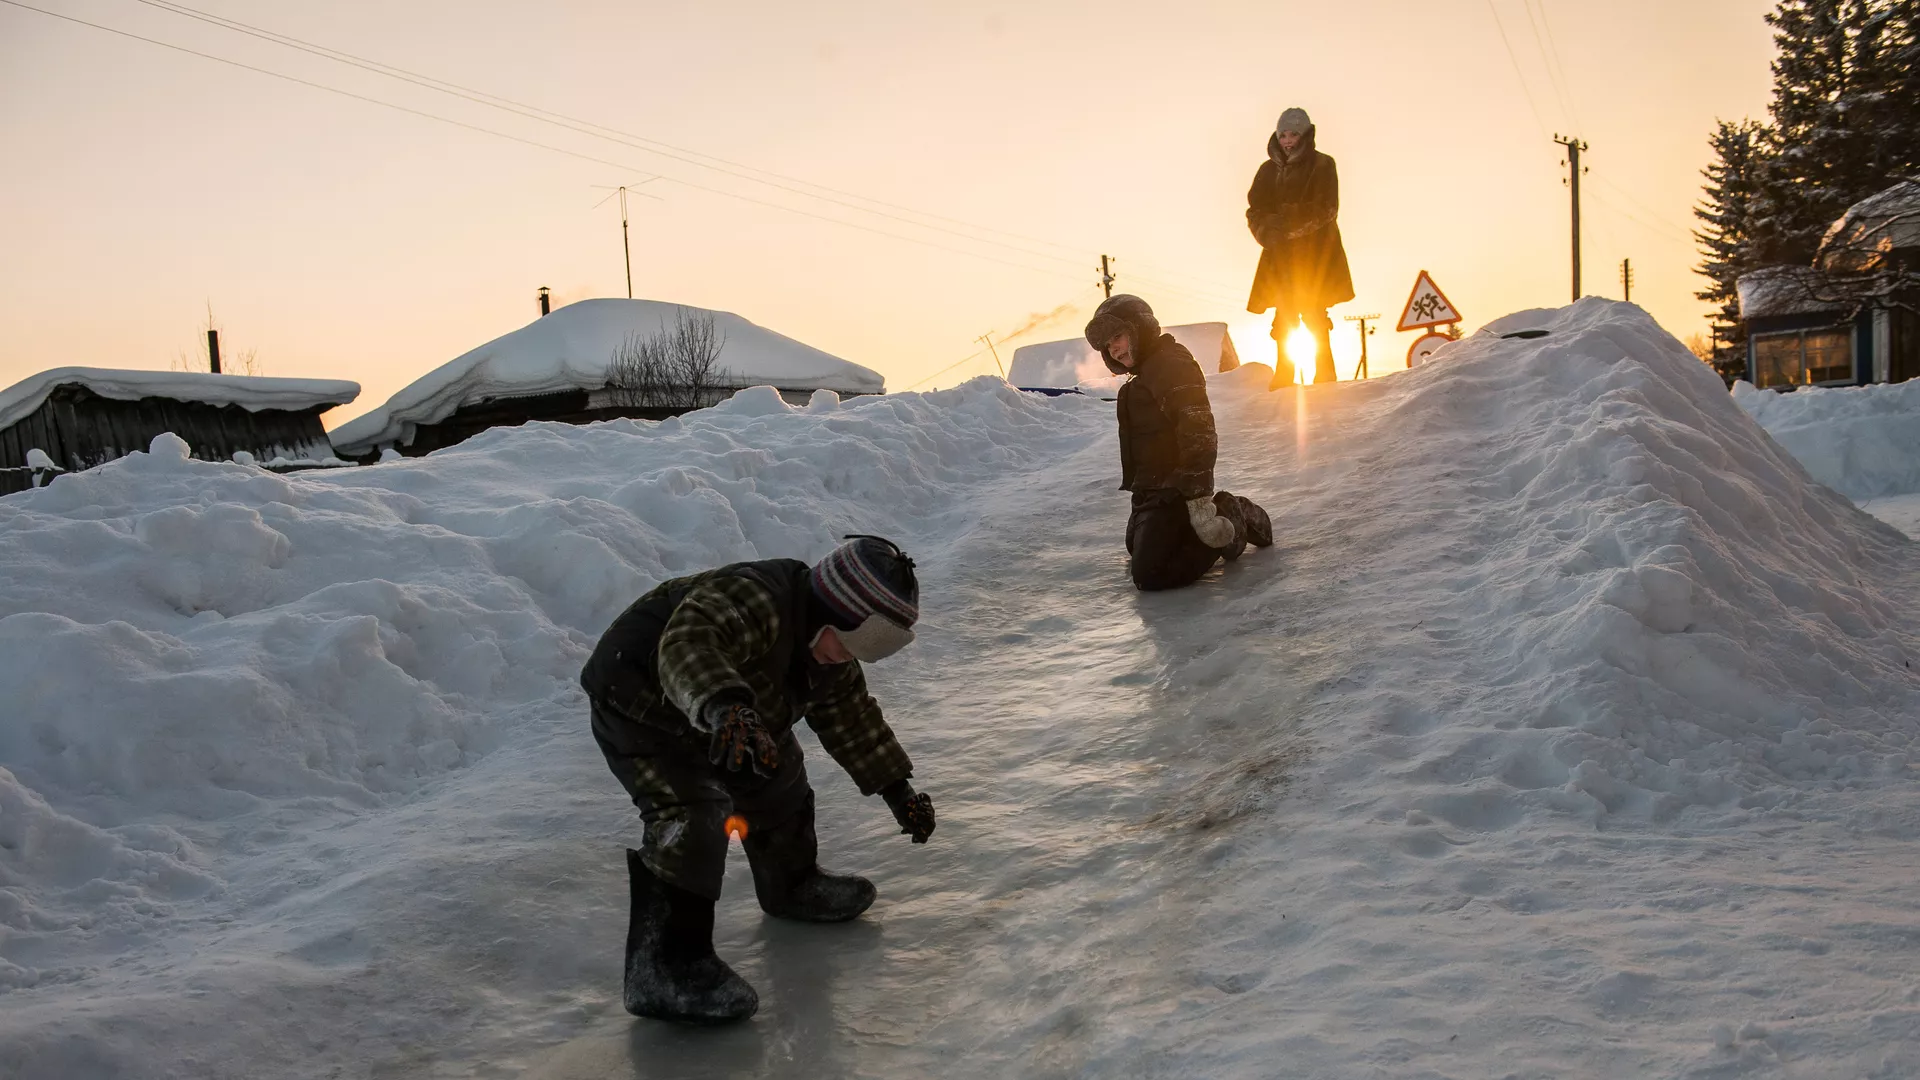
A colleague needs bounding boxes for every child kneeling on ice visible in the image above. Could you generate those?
[1085,294,1276,590]
[580,535,936,1023]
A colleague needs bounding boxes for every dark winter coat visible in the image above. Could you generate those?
[580,559,912,795]
[1245,126,1355,315]
[1106,333,1218,500]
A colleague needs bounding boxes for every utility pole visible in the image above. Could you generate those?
[1343,313,1381,380]
[1098,255,1115,299]
[1554,135,1589,303]
[1620,258,1634,303]
[977,332,1005,378]
[592,180,660,300]
[618,186,633,299]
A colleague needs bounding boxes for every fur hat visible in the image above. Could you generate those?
[1276,107,1312,136]
[810,535,919,662]
[1084,294,1161,374]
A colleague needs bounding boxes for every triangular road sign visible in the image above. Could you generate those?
[1397,270,1462,332]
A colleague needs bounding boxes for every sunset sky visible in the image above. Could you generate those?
[1,0,1779,425]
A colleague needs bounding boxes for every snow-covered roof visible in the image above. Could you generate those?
[1736,265,1851,320]
[0,367,360,433]
[1819,178,1920,272]
[330,299,883,453]
[1008,322,1239,388]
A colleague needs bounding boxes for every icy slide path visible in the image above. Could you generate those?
[5,300,1920,1078]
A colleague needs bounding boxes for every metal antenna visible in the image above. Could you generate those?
[591,178,662,299]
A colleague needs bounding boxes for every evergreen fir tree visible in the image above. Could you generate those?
[1759,0,1919,262]
[1694,118,1770,380]
[1761,0,1861,263]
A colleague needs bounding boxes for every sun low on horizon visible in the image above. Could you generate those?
[0,1,1778,419]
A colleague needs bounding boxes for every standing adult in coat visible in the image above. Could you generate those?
[1246,106,1354,389]
[1085,294,1275,591]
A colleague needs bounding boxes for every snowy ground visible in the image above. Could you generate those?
[3,300,1918,1079]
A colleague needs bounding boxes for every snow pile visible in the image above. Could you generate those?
[1315,300,1917,818]
[0,368,359,432]
[1732,376,1920,500]
[4,299,1919,1079]
[0,382,1108,1049]
[329,299,884,455]
[1008,321,1239,388]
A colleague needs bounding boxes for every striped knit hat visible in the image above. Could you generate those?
[810,535,919,662]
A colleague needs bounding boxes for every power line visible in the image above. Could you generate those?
[1520,0,1581,130]
[902,286,1101,392]
[1484,0,1554,139]
[0,0,1100,285]
[1589,189,1694,249]
[1592,175,1694,240]
[126,0,1111,273]
[125,0,1259,300]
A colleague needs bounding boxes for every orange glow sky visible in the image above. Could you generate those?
[1,1,1778,424]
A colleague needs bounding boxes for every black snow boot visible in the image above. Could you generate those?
[1211,491,1250,562]
[1236,495,1273,548]
[743,796,876,923]
[623,849,758,1024]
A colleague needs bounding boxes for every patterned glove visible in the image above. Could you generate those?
[1186,497,1237,547]
[880,780,935,844]
[700,699,780,778]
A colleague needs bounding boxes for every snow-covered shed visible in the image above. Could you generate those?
[1738,179,1920,390]
[0,368,360,495]
[330,299,884,459]
[1008,322,1241,391]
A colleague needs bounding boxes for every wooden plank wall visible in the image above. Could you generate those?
[1,385,339,495]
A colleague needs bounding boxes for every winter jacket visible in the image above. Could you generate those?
[1110,333,1218,499]
[580,559,913,795]
[1245,126,1355,315]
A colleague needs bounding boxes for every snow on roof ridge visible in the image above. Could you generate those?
[0,367,361,433]
[330,298,884,454]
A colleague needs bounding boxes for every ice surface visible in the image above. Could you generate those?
[329,299,885,455]
[1734,376,1920,500]
[0,368,360,432]
[3,300,1918,1079]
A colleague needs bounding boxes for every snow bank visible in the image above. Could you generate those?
[5,298,1920,1078]
[1733,377,1920,500]
[0,381,1108,1034]
[329,299,884,455]
[0,368,359,432]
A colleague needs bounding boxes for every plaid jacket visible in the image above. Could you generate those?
[587,562,914,796]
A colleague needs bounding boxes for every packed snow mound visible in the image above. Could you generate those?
[5,299,1920,1079]
[0,368,359,431]
[1733,377,1920,500]
[329,298,885,454]
[0,379,1109,998]
[1281,297,1917,826]
[1008,321,1240,388]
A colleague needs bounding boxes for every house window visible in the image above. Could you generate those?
[1750,326,1855,389]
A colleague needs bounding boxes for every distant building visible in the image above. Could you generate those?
[1008,322,1242,399]
[0,368,360,495]
[1737,179,1920,390]
[330,299,883,459]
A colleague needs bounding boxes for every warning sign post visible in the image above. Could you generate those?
[1397,271,1461,332]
